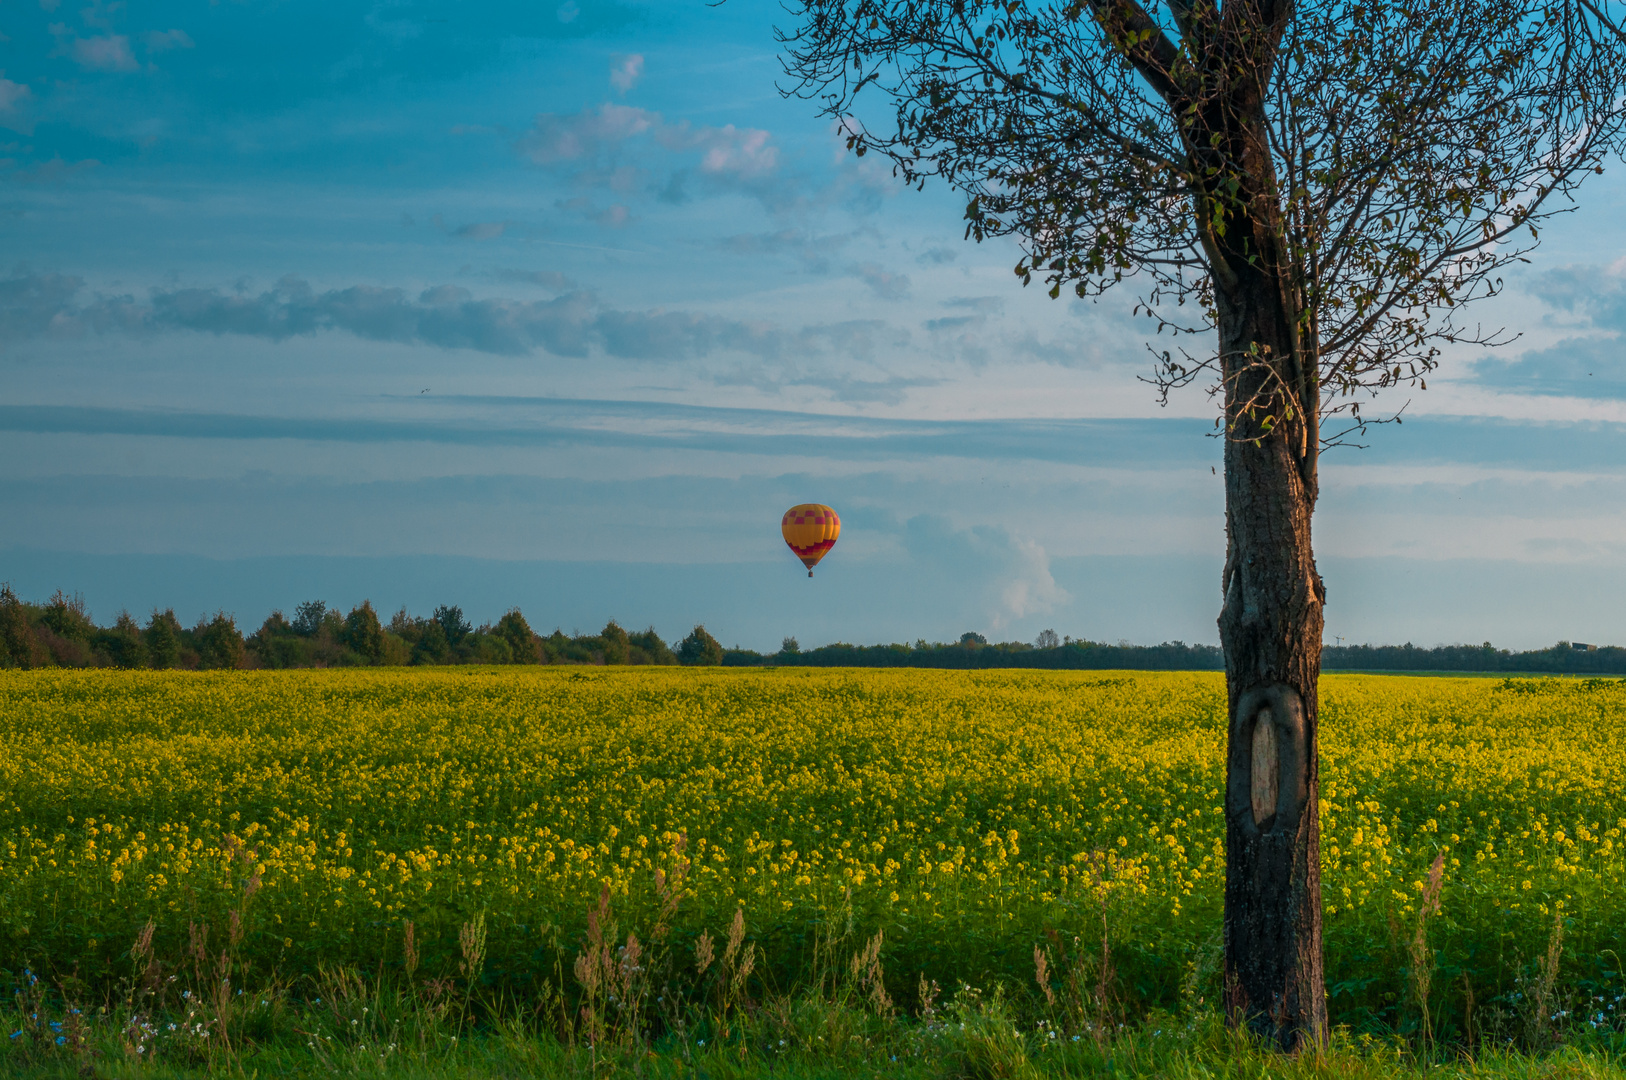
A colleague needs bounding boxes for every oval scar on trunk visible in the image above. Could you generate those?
[1250,706,1278,825]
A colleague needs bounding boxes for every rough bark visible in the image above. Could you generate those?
[1210,105,1327,1051]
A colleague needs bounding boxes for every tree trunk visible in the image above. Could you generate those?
[1214,194,1327,1049]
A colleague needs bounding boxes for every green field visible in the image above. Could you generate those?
[2,667,1623,1076]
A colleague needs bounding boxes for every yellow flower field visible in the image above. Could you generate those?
[0,668,1620,1026]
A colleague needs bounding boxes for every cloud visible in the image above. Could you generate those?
[1525,263,1626,327]
[944,296,1004,314]
[902,516,1068,631]
[519,103,778,180]
[554,196,631,227]
[0,271,914,367]
[453,221,509,240]
[490,268,576,292]
[718,229,855,274]
[0,272,93,339]
[516,103,900,219]
[921,297,1004,365]
[142,29,194,53]
[854,263,910,300]
[917,247,958,265]
[1473,336,1626,399]
[783,373,939,405]
[0,398,1218,470]
[609,53,643,94]
[995,537,1068,628]
[519,103,659,164]
[517,103,790,211]
[1471,264,1626,398]
[1,155,100,184]
[0,75,31,114]
[557,1,580,23]
[70,34,139,73]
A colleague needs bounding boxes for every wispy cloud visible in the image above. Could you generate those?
[0,75,32,115]
[489,268,576,291]
[142,29,194,53]
[1472,264,1626,398]
[453,221,509,240]
[853,263,910,300]
[554,197,630,227]
[716,229,856,274]
[68,34,139,73]
[609,53,643,94]
[0,271,908,366]
[519,102,778,180]
[902,515,1069,630]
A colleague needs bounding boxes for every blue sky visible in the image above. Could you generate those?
[5,0,1626,650]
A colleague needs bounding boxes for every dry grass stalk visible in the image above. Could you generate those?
[694,930,715,976]
[849,930,892,1015]
[1525,907,1566,1048]
[1407,853,1446,1052]
[1033,945,1055,1008]
[402,920,419,980]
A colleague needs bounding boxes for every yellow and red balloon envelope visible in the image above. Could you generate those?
[782,504,840,577]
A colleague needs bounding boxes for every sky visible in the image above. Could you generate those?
[5,0,1626,651]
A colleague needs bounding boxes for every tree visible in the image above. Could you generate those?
[678,625,724,666]
[413,619,451,665]
[1035,629,1060,650]
[496,609,542,663]
[600,620,632,665]
[781,0,1626,1049]
[291,600,328,637]
[0,584,44,669]
[195,611,245,670]
[146,609,182,670]
[629,627,677,665]
[40,590,95,643]
[100,611,150,670]
[433,605,472,648]
[247,610,313,669]
[343,601,387,663]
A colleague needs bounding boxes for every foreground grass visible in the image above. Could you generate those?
[5,1006,1626,1079]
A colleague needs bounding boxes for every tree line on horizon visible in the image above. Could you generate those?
[1,584,1621,675]
[0,586,729,671]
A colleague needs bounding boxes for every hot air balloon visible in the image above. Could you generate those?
[782,504,840,578]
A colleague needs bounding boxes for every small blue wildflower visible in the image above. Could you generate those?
[55,1035,66,1046]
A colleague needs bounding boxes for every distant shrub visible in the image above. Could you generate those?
[40,590,96,644]
[0,585,44,669]
[678,624,724,666]
[248,610,311,669]
[630,627,676,665]
[342,601,386,663]
[432,605,472,648]
[291,600,329,638]
[195,612,245,671]
[600,620,631,665]
[146,609,183,670]
[380,632,412,666]
[495,610,541,664]
[472,633,513,664]
[413,620,451,665]
[98,612,149,669]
